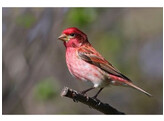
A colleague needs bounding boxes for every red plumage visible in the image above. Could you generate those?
[58,27,152,98]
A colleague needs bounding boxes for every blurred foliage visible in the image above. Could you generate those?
[98,32,121,55]
[67,8,97,27]
[16,13,36,28]
[34,77,59,101]
[2,8,163,114]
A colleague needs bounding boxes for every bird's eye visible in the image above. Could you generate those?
[70,33,75,37]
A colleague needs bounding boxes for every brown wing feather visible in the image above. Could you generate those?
[77,46,132,82]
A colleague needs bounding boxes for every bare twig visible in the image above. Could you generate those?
[61,87,125,114]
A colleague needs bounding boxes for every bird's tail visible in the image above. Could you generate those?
[125,81,152,97]
[109,74,152,97]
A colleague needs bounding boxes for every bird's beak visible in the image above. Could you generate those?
[58,34,68,41]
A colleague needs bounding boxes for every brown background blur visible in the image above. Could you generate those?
[2,8,163,114]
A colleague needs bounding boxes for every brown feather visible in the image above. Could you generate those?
[77,46,132,82]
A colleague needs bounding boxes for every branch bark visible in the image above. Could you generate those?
[61,87,125,114]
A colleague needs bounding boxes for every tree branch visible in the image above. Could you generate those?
[61,87,125,114]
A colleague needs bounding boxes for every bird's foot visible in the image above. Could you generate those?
[80,91,87,97]
[72,92,78,103]
[73,98,78,102]
[80,87,95,96]
[92,96,101,106]
[92,96,100,102]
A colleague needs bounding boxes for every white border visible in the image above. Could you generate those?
[1,0,164,7]
[0,3,2,117]
[1,115,164,121]
[1,0,164,121]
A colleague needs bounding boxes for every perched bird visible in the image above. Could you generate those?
[58,27,152,98]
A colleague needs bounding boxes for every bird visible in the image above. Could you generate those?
[58,27,152,99]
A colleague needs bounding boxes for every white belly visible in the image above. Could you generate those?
[66,48,109,88]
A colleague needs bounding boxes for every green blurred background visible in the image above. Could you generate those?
[2,8,163,114]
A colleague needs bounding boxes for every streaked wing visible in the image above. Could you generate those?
[77,46,132,82]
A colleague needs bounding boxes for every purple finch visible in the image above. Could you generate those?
[58,27,152,98]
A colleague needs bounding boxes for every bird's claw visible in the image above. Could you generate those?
[72,92,78,103]
[92,96,101,106]
[92,96,99,101]
[80,91,87,97]
[73,98,78,102]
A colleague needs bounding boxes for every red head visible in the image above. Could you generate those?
[58,27,89,48]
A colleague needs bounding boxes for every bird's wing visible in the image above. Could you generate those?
[77,46,132,82]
